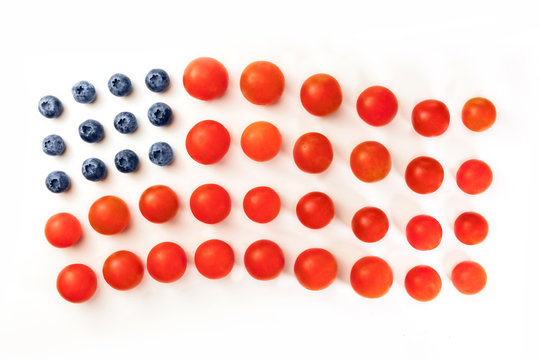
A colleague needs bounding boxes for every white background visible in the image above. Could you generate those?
[1,0,538,359]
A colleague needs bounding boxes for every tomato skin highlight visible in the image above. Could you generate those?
[405,265,442,302]
[454,212,489,245]
[294,248,337,291]
[186,120,230,165]
[412,99,450,137]
[102,250,144,291]
[88,195,130,235]
[293,132,333,174]
[462,97,496,132]
[240,61,284,105]
[240,121,282,161]
[56,264,97,303]
[300,73,342,116]
[405,156,444,194]
[296,191,334,229]
[350,256,393,298]
[351,207,389,243]
[190,184,231,224]
[194,239,234,279]
[356,86,398,126]
[406,215,442,251]
[183,57,228,101]
[244,240,285,280]
[139,185,179,224]
[456,159,493,195]
[45,212,82,248]
[451,261,487,295]
[350,141,392,183]
[243,186,281,223]
[147,242,187,283]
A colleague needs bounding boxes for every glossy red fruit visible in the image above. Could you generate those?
[240,121,282,162]
[139,185,179,223]
[300,73,342,116]
[405,156,444,194]
[243,186,281,223]
[146,242,187,283]
[405,265,442,302]
[240,61,284,105]
[406,215,442,251]
[351,207,389,243]
[350,256,393,298]
[293,132,333,174]
[296,191,334,229]
[102,251,144,291]
[356,86,398,126]
[456,159,493,195]
[350,141,392,182]
[56,264,97,303]
[454,212,489,245]
[190,184,231,224]
[412,99,450,137]
[45,212,82,248]
[244,240,285,280]
[294,248,337,291]
[462,97,496,132]
[88,195,130,235]
[183,57,228,101]
[186,120,230,164]
[451,261,487,295]
[194,239,234,279]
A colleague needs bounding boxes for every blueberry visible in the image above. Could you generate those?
[82,158,107,181]
[45,171,70,193]
[145,69,170,92]
[79,119,104,143]
[42,134,66,156]
[72,81,97,103]
[114,149,139,173]
[38,95,63,118]
[108,73,132,96]
[148,102,172,126]
[113,112,138,134]
[149,142,174,166]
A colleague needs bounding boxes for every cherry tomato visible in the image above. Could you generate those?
[294,248,337,291]
[454,212,489,245]
[293,132,333,174]
[300,73,342,116]
[183,57,228,101]
[146,242,187,283]
[356,86,398,126]
[194,239,234,279]
[405,265,442,302]
[451,261,487,295]
[240,121,282,161]
[45,212,82,248]
[412,99,450,137]
[406,215,442,251]
[240,61,284,105]
[139,185,179,223]
[296,191,334,229]
[243,186,281,223]
[56,264,97,303]
[350,256,393,298]
[244,240,285,280]
[88,195,130,235]
[102,250,144,291]
[351,207,389,243]
[350,141,392,182]
[190,184,231,224]
[462,97,496,132]
[186,120,230,164]
[456,159,493,195]
[405,156,444,194]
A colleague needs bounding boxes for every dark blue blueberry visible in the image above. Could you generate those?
[38,95,63,118]
[149,142,174,166]
[148,102,172,126]
[114,149,139,173]
[145,69,170,92]
[45,171,70,193]
[42,134,66,156]
[82,158,107,181]
[72,81,97,103]
[79,119,104,143]
[108,73,132,96]
[113,112,138,134]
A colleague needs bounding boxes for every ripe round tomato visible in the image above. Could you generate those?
[240,121,282,161]
[351,207,389,243]
[183,57,228,101]
[406,215,442,251]
[350,256,393,298]
[102,250,144,291]
[300,73,342,116]
[186,120,230,164]
[454,212,489,245]
[356,86,398,126]
[456,159,493,195]
[190,184,231,224]
[412,99,450,137]
[147,242,187,283]
[243,186,281,223]
[296,191,334,229]
[462,97,496,132]
[293,132,333,174]
[405,156,444,194]
[88,195,130,235]
[56,264,97,303]
[194,239,234,279]
[350,141,392,182]
[244,240,285,280]
[240,61,284,105]
[294,248,337,291]
[45,212,82,248]
[451,261,487,295]
[405,265,442,302]
[139,185,179,223]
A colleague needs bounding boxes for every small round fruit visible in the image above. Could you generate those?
[412,99,450,137]
[56,264,97,303]
[102,251,144,291]
[296,192,334,229]
[406,215,442,251]
[240,61,285,105]
[300,73,342,116]
[351,207,389,243]
[454,212,489,245]
[42,134,66,156]
[147,102,172,127]
[350,141,392,182]
[148,142,174,166]
[38,95,63,118]
[294,248,337,291]
[45,212,82,248]
[186,120,230,164]
[108,73,132,97]
[79,119,104,143]
[405,265,442,301]
[183,57,228,101]
[81,158,107,181]
[243,186,281,223]
[88,195,130,235]
[114,149,139,173]
[194,239,234,279]
[240,121,282,161]
[145,69,170,93]
[356,86,398,126]
[456,159,493,195]
[451,261,487,295]
[72,81,97,103]
[190,184,231,224]
[139,185,179,223]
[293,132,333,174]
[147,242,187,283]
[462,97,496,132]
[45,171,70,193]
[350,256,393,298]
[244,240,285,280]
[405,156,444,194]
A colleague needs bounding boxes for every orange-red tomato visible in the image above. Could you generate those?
[45,212,82,248]
[350,141,392,182]
[240,121,282,161]
[462,97,496,132]
[190,184,231,224]
[243,186,281,223]
[186,120,230,165]
[102,250,144,291]
[56,264,97,303]
[356,86,398,126]
[412,99,450,137]
[405,265,442,302]
[300,73,342,116]
[456,159,493,195]
[139,185,179,223]
[183,57,228,101]
[296,191,334,229]
[454,212,489,245]
[88,195,130,235]
[451,261,487,295]
[351,207,389,243]
[146,242,187,283]
[350,256,393,298]
[293,132,333,174]
[194,239,234,279]
[405,156,444,194]
[244,240,285,280]
[294,248,337,291]
[406,215,442,251]
[240,61,284,105]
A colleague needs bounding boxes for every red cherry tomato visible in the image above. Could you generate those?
[240,121,282,161]
[296,191,334,229]
[356,86,398,126]
[45,212,82,248]
[146,242,187,283]
[139,185,179,223]
[350,256,393,298]
[88,195,130,235]
[244,240,285,280]
[405,265,442,302]
[454,212,489,245]
[102,250,144,291]
[350,141,392,182]
[293,132,333,174]
[351,207,389,243]
[243,186,281,223]
[412,99,450,137]
[186,120,230,164]
[451,261,487,295]
[190,184,231,224]
[462,97,496,132]
[56,264,97,303]
[183,57,228,101]
[240,61,284,105]
[294,248,337,291]
[405,156,444,194]
[300,73,342,116]
[456,159,493,195]
[406,215,442,251]
[194,239,234,279]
